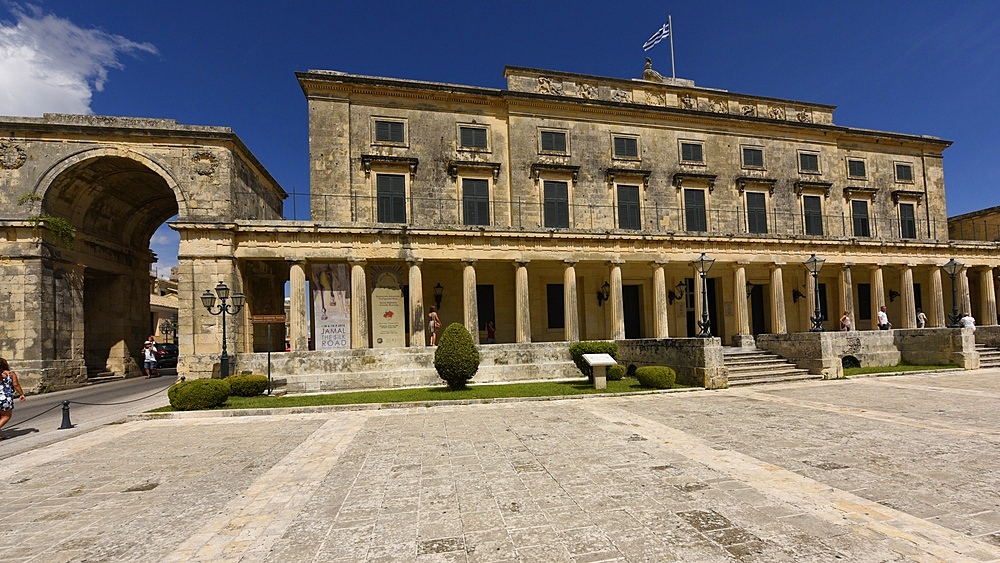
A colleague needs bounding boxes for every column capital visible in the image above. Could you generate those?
[563,259,578,267]
[770,262,784,271]
[514,259,530,267]
[405,257,424,265]
[651,260,668,268]
[348,258,367,265]
[462,259,477,266]
[842,262,854,269]
[608,259,625,266]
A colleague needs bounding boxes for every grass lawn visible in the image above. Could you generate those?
[152,378,690,412]
[843,363,956,377]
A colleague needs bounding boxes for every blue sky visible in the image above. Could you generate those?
[2,1,998,276]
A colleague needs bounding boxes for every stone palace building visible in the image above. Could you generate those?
[1,61,997,391]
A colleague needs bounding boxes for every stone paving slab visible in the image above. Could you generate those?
[0,371,998,561]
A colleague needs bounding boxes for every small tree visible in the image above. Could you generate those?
[434,323,480,390]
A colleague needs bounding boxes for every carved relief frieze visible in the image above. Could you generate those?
[644,91,666,106]
[711,99,729,114]
[680,96,696,109]
[191,151,218,176]
[767,106,786,120]
[741,104,757,117]
[538,76,563,95]
[796,109,812,123]
[0,140,27,170]
[579,83,598,100]
[611,89,631,103]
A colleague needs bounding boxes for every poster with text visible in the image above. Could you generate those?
[312,263,350,349]
[370,265,405,348]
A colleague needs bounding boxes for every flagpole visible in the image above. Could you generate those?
[668,15,676,79]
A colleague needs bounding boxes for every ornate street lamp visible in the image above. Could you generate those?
[804,254,826,332]
[941,258,963,328]
[201,281,245,378]
[433,283,444,309]
[692,253,715,337]
[160,319,175,344]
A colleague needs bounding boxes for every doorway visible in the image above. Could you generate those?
[623,285,642,339]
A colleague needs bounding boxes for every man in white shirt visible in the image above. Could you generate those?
[877,305,891,330]
[959,313,976,331]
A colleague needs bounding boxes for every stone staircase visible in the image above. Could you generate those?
[723,347,820,386]
[975,344,1000,368]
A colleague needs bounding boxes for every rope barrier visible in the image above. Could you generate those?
[10,383,171,429]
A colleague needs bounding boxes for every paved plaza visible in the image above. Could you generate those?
[1,371,999,562]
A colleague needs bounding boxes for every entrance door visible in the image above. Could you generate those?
[750,284,766,335]
[623,285,642,339]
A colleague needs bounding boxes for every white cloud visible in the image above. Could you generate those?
[0,5,156,116]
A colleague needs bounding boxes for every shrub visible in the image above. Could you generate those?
[568,341,619,379]
[606,364,625,381]
[227,374,269,397]
[434,323,480,390]
[168,378,231,410]
[634,366,676,389]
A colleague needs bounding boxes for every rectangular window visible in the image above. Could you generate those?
[376,174,406,223]
[746,192,768,234]
[895,163,913,182]
[374,120,405,143]
[858,283,872,320]
[684,188,707,232]
[546,284,565,329]
[851,200,870,237]
[613,136,638,158]
[460,126,488,149]
[540,130,567,152]
[617,185,641,230]
[462,178,490,226]
[681,142,703,163]
[476,285,495,331]
[742,147,764,168]
[799,152,820,172]
[847,159,867,178]
[543,180,569,228]
[899,202,916,239]
[803,195,823,235]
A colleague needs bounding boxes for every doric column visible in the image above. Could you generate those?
[652,262,669,338]
[806,267,816,332]
[463,260,479,344]
[407,259,425,347]
[733,264,749,336]
[929,267,945,327]
[979,268,997,326]
[349,259,369,349]
[871,265,885,329]
[959,268,971,318]
[515,261,531,343]
[693,264,704,336]
[288,261,309,350]
[769,264,786,334]
[899,265,916,329]
[563,261,579,342]
[610,262,625,341]
[839,264,854,332]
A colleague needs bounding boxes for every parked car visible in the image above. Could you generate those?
[154,343,179,369]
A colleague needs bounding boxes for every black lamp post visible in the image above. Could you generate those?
[433,283,444,309]
[804,254,826,332]
[201,281,245,378]
[941,258,963,327]
[693,253,715,337]
[160,319,175,344]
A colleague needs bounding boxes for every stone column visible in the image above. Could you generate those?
[350,259,369,349]
[929,267,946,327]
[839,264,854,331]
[899,265,916,329]
[959,268,971,318]
[871,265,885,330]
[407,259,425,347]
[610,262,625,341]
[652,262,669,338]
[806,268,817,332]
[463,260,479,344]
[769,264,787,334]
[693,265,704,336]
[979,268,997,326]
[732,264,750,343]
[515,261,531,343]
[288,261,308,350]
[563,261,579,342]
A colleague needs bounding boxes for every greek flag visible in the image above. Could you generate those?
[642,22,670,51]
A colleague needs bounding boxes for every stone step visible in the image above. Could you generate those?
[726,358,793,369]
[728,373,822,386]
[722,347,817,386]
[728,366,810,378]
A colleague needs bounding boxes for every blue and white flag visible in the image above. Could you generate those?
[642,22,670,51]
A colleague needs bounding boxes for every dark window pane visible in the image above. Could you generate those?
[851,200,870,237]
[375,121,404,143]
[896,163,913,182]
[681,143,703,162]
[803,195,823,235]
[476,285,495,331]
[543,181,569,228]
[858,283,872,320]
[900,203,916,239]
[541,131,567,152]
[848,159,866,177]
[377,174,406,223]
[614,137,638,157]
[746,192,768,234]
[684,188,707,232]
[799,153,819,172]
[463,178,490,226]
[617,185,640,230]
[546,284,565,329]
[460,127,488,149]
[743,148,764,167]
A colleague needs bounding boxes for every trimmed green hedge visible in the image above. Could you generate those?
[635,366,676,389]
[226,374,269,397]
[434,323,480,390]
[168,378,231,410]
[568,341,619,379]
[606,364,625,381]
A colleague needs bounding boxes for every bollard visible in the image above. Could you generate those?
[59,400,73,430]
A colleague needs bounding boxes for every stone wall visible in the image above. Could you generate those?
[616,338,727,389]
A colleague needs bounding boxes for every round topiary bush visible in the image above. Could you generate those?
[434,323,480,390]
[226,374,269,397]
[606,364,625,381]
[168,378,231,410]
[634,366,676,389]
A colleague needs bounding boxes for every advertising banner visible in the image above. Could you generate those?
[312,263,350,349]
[370,265,405,348]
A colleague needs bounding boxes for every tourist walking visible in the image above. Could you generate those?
[0,358,26,440]
[428,306,441,346]
[486,321,497,343]
[143,341,159,378]
[839,310,851,331]
[916,308,927,328]
[960,312,976,331]
[877,305,892,330]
